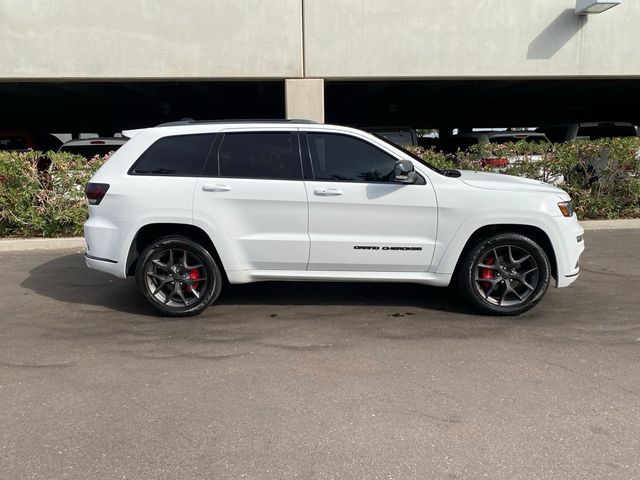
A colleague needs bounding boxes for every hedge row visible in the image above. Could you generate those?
[409,136,640,220]
[0,151,107,237]
[1,138,640,237]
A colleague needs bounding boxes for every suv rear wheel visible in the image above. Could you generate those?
[458,233,551,315]
[135,236,222,317]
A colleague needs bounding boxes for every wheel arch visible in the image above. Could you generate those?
[126,223,226,279]
[450,224,558,281]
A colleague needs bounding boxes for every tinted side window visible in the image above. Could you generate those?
[217,132,301,180]
[130,134,215,175]
[307,133,398,183]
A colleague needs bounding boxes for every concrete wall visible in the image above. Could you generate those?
[0,0,638,79]
[304,0,640,78]
[0,0,302,79]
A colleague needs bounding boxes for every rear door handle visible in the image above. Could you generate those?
[314,188,343,196]
[202,184,231,192]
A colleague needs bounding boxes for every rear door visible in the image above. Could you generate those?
[193,129,309,271]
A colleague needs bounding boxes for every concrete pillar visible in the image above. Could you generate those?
[285,78,325,123]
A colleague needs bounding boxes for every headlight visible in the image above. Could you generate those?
[558,201,574,217]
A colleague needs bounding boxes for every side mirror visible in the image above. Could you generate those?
[394,159,418,184]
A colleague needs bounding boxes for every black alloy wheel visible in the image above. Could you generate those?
[458,233,551,315]
[135,236,222,317]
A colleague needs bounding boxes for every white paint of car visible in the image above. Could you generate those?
[84,122,584,292]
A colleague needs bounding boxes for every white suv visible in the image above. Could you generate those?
[84,120,584,317]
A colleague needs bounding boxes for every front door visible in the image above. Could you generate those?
[303,131,438,272]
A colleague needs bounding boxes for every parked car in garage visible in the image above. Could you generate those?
[84,120,583,317]
[536,122,640,176]
[442,131,551,168]
[364,126,418,147]
[536,122,639,142]
[0,131,62,152]
[58,137,127,160]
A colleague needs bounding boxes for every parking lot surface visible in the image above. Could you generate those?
[1,230,639,480]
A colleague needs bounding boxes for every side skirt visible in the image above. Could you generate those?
[226,270,452,287]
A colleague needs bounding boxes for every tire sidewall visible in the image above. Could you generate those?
[135,236,222,317]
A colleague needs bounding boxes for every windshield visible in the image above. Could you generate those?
[371,133,444,175]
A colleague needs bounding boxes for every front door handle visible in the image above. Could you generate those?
[314,188,343,196]
[202,184,231,192]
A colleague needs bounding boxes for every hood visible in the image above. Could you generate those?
[458,170,566,196]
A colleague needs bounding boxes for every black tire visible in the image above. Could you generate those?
[457,233,551,316]
[135,236,222,317]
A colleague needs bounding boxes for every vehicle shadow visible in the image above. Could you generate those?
[20,253,476,316]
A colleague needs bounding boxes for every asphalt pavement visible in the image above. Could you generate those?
[1,230,639,479]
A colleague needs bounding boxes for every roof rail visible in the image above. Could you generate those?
[155,118,318,127]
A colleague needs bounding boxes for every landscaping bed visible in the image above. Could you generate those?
[1,137,639,238]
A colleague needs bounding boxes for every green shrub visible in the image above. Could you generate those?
[1,138,639,238]
[412,137,640,220]
[0,151,107,237]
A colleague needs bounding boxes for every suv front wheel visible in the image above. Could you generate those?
[135,236,222,317]
[458,233,551,316]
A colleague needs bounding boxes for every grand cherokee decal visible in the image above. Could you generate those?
[354,246,422,251]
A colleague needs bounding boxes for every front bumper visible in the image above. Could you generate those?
[548,215,585,288]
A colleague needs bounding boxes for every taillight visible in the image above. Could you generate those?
[484,158,509,168]
[85,182,110,205]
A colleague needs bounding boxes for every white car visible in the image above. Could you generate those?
[84,120,584,317]
[59,137,127,159]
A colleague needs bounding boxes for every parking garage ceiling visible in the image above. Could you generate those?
[325,79,640,129]
[1,79,639,132]
[0,81,285,132]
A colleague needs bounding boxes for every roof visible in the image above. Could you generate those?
[122,120,361,139]
[155,118,318,127]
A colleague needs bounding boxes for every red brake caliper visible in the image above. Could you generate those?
[480,256,495,288]
[186,269,201,293]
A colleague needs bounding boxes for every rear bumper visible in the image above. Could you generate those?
[84,213,130,279]
[85,253,125,278]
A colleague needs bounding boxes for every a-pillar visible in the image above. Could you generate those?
[285,78,325,123]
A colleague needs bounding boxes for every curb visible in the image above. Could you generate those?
[0,237,85,252]
[0,219,638,252]
[580,219,640,231]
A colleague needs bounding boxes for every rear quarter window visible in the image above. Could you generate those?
[129,134,216,176]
